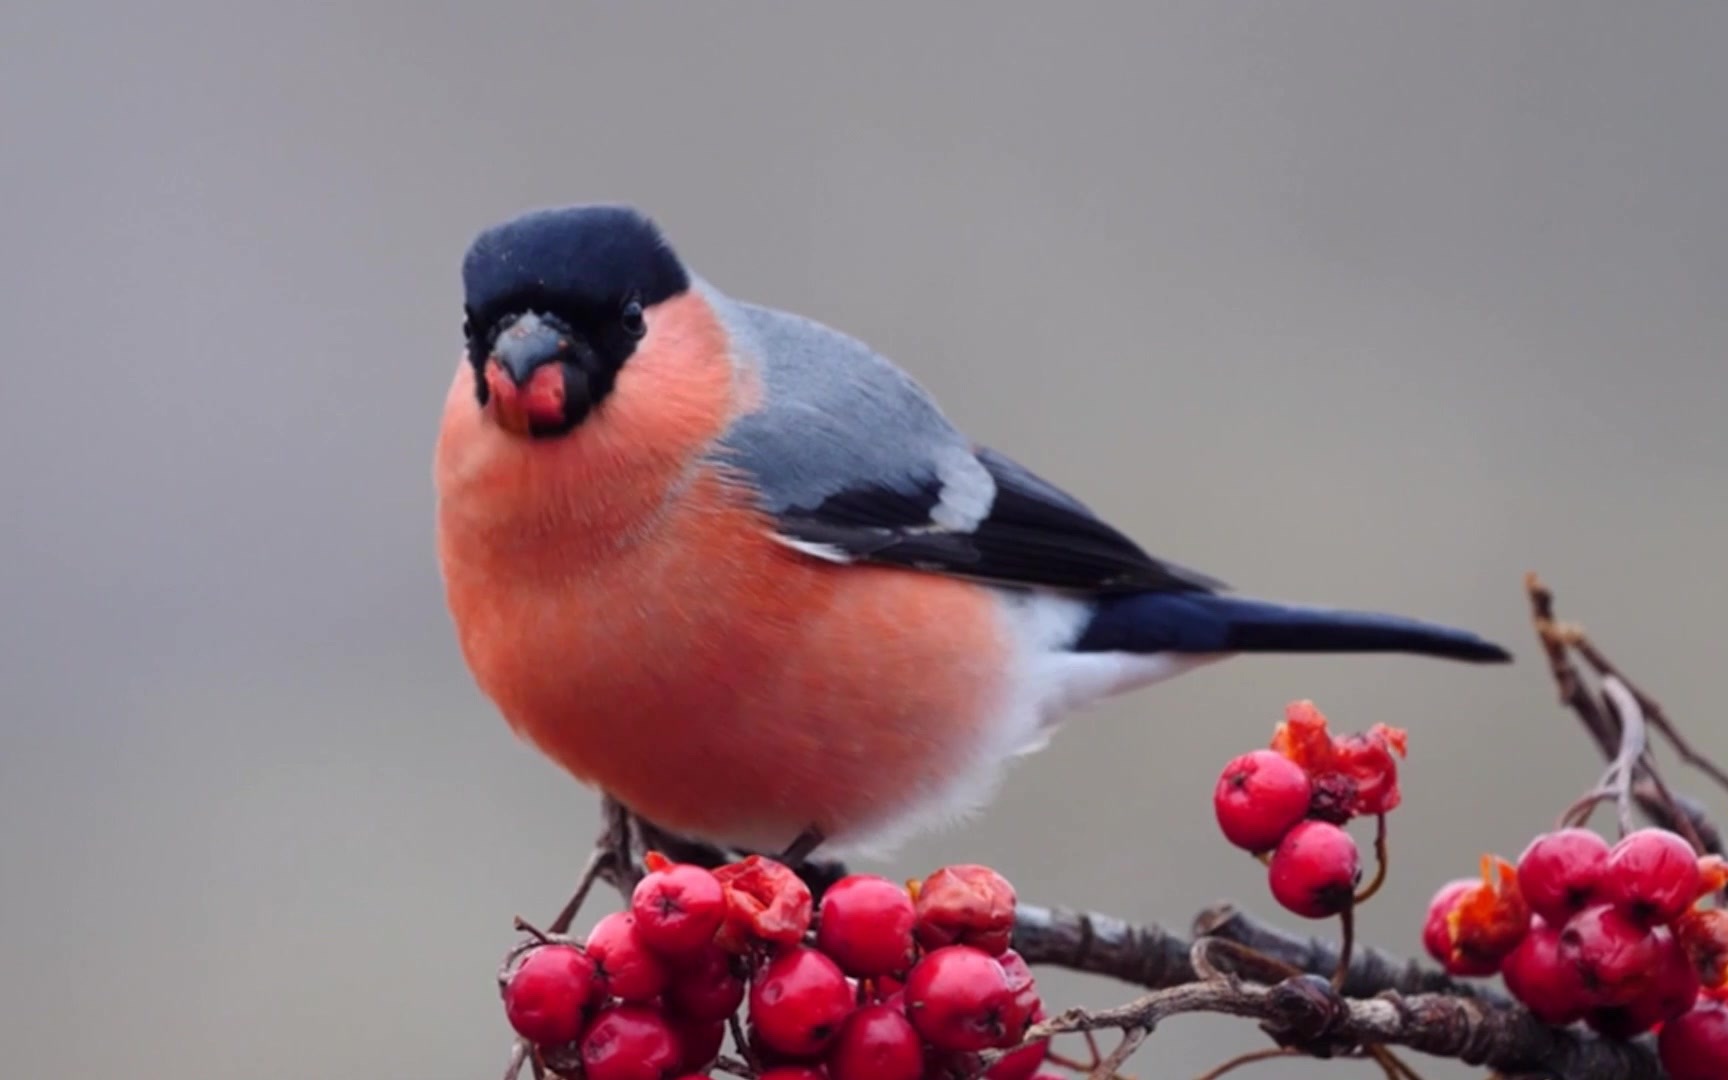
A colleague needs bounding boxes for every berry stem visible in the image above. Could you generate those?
[511,917,552,945]
[1332,904,1356,992]
[1354,814,1390,905]
[500,1039,528,1080]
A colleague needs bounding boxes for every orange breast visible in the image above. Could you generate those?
[434,293,1009,850]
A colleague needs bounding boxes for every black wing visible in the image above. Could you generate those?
[771,446,1225,594]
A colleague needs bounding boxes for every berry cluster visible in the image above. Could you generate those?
[1212,701,1405,919]
[1422,826,1728,1079]
[501,854,1055,1080]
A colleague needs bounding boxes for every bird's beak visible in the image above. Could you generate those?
[490,312,570,385]
[482,312,584,437]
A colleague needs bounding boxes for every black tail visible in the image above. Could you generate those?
[1075,592,1511,663]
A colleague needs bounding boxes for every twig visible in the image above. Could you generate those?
[1559,677,1649,837]
[1355,814,1390,905]
[1568,633,1728,798]
[1194,1046,1300,1079]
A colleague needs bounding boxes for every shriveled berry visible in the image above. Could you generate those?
[817,874,917,977]
[1587,928,1699,1038]
[1560,904,1663,1007]
[580,1004,682,1080]
[714,855,813,950]
[904,945,1025,1052]
[1267,821,1360,919]
[749,946,855,1058]
[669,1015,725,1075]
[1678,908,1728,990]
[665,944,746,1023]
[502,944,598,1046]
[1213,749,1313,853]
[1501,918,1587,1026]
[1659,999,1728,1080]
[826,1003,923,1080]
[915,865,1018,956]
[1330,723,1407,816]
[1605,828,1702,927]
[586,911,672,1003]
[632,863,727,958]
[1517,828,1611,925]
[1422,879,1498,977]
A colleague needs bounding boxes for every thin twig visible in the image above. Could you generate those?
[1569,634,1728,797]
[1194,1046,1300,1079]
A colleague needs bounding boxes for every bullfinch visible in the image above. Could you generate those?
[435,204,1510,859]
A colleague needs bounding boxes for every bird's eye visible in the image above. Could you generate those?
[621,300,647,339]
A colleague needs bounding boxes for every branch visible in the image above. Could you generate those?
[1013,974,1658,1080]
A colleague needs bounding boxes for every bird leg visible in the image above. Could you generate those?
[778,825,827,867]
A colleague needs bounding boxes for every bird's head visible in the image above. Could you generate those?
[460,205,689,438]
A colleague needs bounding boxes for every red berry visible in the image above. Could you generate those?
[1501,918,1588,1026]
[986,1003,1049,1080]
[669,1015,725,1075]
[633,864,727,958]
[915,865,1018,956]
[1421,880,1499,977]
[1605,828,1703,927]
[502,944,598,1046]
[826,1003,923,1080]
[758,1069,829,1080]
[748,946,855,1058]
[904,945,1025,1052]
[1659,1000,1728,1080]
[587,911,672,1003]
[663,944,746,1023]
[1517,828,1611,925]
[995,949,1041,1026]
[1559,904,1663,1007]
[1267,821,1361,919]
[1213,749,1313,853]
[1586,928,1700,1039]
[580,1003,682,1080]
[817,874,917,977]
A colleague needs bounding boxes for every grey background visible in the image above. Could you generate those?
[3,4,1725,1078]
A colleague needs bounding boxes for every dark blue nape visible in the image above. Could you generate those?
[462,205,689,318]
[1076,591,1511,662]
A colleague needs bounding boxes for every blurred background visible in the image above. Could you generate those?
[3,4,1725,1078]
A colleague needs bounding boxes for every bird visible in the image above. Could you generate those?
[434,204,1510,861]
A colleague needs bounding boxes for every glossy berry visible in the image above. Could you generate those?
[1604,828,1702,927]
[1559,904,1662,1007]
[1267,821,1361,919]
[986,1003,1049,1080]
[1659,1000,1728,1080]
[915,865,1018,956]
[904,945,1025,1052]
[817,874,917,977]
[1517,828,1611,925]
[757,1069,829,1080]
[1586,928,1700,1039]
[1500,919,1587,1026]
[632,864,727,957]
[749,946,855,1057]
[1213,749,1313,853]
[1421,879,1498,977]
[669,1015,725,1075]
[826,1003,924,1080]
[665,944,746,1023]
[502,944,598,1046]
[579,1004,682,1080]
[586,911,672,1003]
[995,949,1041,1026]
